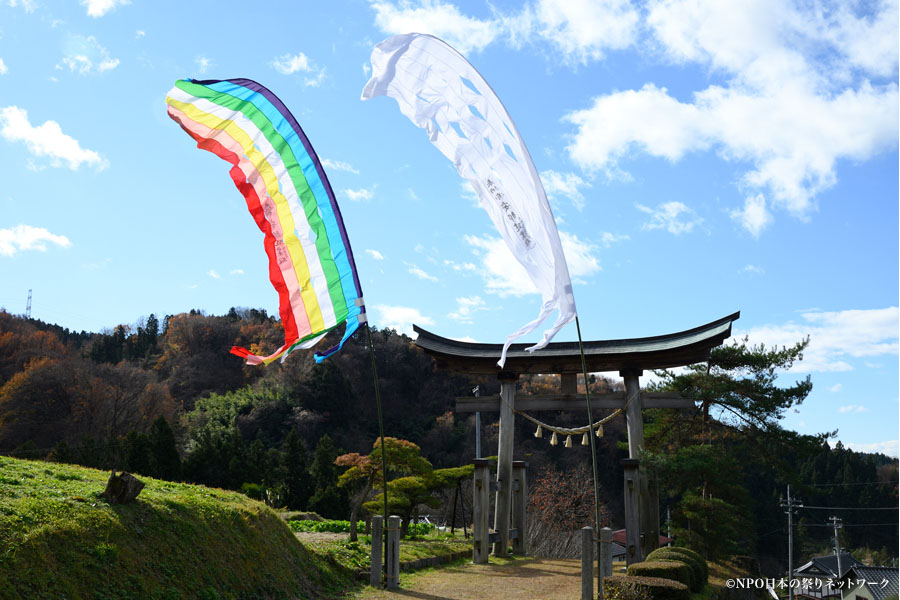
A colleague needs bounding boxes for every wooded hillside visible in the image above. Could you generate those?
[0,308,895,572]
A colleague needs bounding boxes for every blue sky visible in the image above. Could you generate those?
[0,0,897,456]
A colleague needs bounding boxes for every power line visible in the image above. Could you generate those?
[807,480,898,487]
[802,523,898,528]
[802,505,897,511]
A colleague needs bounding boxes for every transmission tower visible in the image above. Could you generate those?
[25,289,32,319]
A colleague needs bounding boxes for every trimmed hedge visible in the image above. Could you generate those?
[627,560,693,590]
[603,575,690,600]
[647,547,708,591]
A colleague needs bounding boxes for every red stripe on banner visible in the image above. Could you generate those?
[167,107,300,362]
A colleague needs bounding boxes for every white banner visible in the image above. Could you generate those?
[362,33,577,367]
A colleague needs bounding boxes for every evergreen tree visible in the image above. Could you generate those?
[148,416,181,480]
[124,431,152,476]
[281,429,312,510]
[646,337,817,560]
[307,434,348,519]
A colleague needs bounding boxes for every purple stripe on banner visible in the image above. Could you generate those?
[208,77,365,301]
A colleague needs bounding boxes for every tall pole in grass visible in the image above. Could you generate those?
[575,316,603,595]
[365,324,390,586]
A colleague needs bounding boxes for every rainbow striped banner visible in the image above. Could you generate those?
[165,78,365,364]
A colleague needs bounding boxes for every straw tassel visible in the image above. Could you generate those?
[534,424,543,439]
[596,424,604,437]
[565,434,572,448]
[550,431,558,446]
[582,432,589,446]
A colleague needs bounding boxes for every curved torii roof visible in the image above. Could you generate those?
[413,311,740,375]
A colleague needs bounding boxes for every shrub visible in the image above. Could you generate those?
[627,560,693,590]
[287,519,435,537]
[648,546,708,589]
[604,575,690,600]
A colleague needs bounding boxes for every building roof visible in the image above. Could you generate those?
[413,311,740,374]
[796,553,863,579]
[611,528,674,547]
[845,566,900,600]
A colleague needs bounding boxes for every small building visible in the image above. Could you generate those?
[610,529,675,561]
[839,565,899,600]
[794,553,863,599]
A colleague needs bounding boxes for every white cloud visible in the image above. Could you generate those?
[740,264,765,275]
[564,0,898,229]
[529,0,639,64]
[321,158,359,174]
[828,383,842,393]
[229,269,244,276]
[271,52,326,86]
[369,0,639,63]
[731,193,773,237]
[372,304,434,337]
[8,0,37,12]
[408,264,438,282]
[838,404,867,413]
[735,307,899,373]
[0,58,7,75]
[448,296,486,323]
[464,230,599,296]
[369,0,500,55]
[58,35,119,74]
[598,232,629,247]
[344,186,376,202]
[0,106,108,171]
[195,55,212,75]
[81,0,129,17]
[135,30,145,39]
[636,201,702,235]
[207,269,220,279]
[842,440,899,457]
[365,249,384,260]
[443,259,477,272]
[0,225,71,257]
[540,169,590,211]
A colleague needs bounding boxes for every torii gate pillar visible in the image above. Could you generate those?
[493,371,518,556]
[621,369,660,563]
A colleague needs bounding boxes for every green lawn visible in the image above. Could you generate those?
[0,456,357,599]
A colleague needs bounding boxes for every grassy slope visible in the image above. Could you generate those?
[0,457,357,600]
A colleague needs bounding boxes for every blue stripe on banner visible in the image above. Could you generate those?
[200,80,362,323]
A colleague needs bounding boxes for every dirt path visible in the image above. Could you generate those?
[352,557,588,600]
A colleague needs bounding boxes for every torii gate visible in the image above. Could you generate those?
[414,311,740,565]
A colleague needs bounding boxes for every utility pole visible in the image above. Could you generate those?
[829,516,843,579]
[666,506,672,540]
[25,289,32,319]
[473,386,481,459]
[781,485,803,600]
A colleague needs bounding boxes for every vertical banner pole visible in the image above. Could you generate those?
[365,324,389,586]
[575,316,603,594]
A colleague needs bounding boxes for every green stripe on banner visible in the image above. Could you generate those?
[175,79,348,321]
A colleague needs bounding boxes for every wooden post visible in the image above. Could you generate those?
[472,458,490,563]
[370,515,383,587]
[622,458,642,564]
[386,515,401,589]
[599,526,613,598]
[641,470,660,559]
[493,372,517,556]
[581,526,594,600]
[511,461,527,554]
[621,369,652,562]
[620,369,644,459]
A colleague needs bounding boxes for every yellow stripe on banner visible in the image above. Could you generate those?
[167,96,326,333]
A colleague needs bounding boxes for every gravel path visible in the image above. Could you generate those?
[352,557,590,600]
